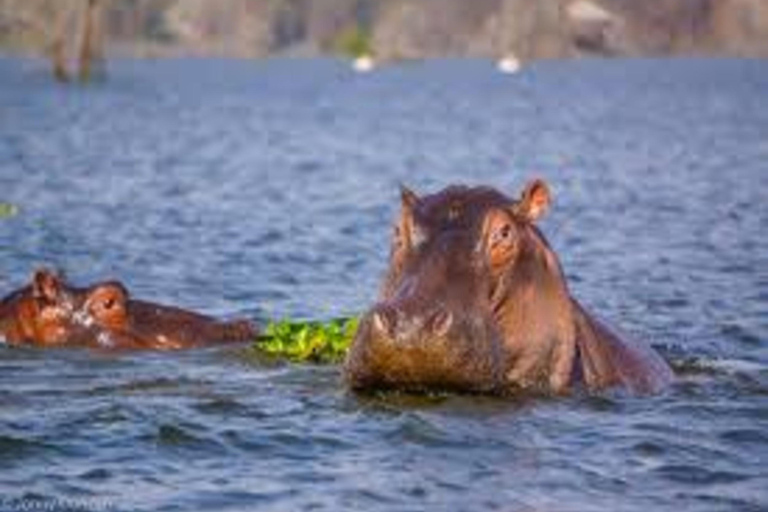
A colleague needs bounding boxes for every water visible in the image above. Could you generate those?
[1,57,767,511]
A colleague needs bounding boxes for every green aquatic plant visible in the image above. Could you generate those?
[333,27,373,58]
[253,317,359,364]
[0,203,18,218]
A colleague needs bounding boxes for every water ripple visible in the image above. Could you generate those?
[1,57,767,511]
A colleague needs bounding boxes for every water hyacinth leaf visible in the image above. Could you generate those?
[0,203,18,218]
[254,317,359,364]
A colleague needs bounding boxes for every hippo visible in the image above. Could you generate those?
[0,269,257,350]
[73,280,257,350]
[344,180,674,395]
[0,269,81,346]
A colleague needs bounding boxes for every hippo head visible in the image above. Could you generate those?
[70,280,145,349]
[72,280,255,350]
[28,269,81,344]
[345,180,555,393]
[3,272,256,350]
[4,271,131,348]
[69,281,187,349]
[0,269,87,346]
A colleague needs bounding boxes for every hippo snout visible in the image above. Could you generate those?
[345,303,506,394]
[369,304,453,346]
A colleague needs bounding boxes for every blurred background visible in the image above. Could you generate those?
[1,0,768,73]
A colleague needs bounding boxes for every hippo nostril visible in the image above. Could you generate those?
[372,308,396,338]
[430,309,453,337]
[372,311,386,334]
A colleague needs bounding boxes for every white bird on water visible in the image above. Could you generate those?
[353,54,375,73]
[497,55,522,74]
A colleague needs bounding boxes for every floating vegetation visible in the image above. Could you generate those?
[333,27,373,58]
[253,317,359,364]
[0,203,18,218]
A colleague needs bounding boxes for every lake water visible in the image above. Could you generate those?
[1,57,767,511]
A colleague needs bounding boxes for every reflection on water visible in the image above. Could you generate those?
[1,57,767,511]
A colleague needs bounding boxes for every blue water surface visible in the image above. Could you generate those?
[1,57,767,511]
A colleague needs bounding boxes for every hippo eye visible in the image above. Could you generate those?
[102,298,115,310]
[393,223,426,252]
[491,223,514,246]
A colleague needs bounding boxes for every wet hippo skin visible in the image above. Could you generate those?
[0,270,257,350]
[0,269,82,346]
[77,281,257,350]
[345,180,674,395]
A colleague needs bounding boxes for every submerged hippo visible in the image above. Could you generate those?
[0,269,257,350]
[74,280,257,350]
[345,180,673,395]
[0,269,81,346]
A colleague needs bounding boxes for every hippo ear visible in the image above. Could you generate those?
[397,185,425,249]
[400,185,420,211]
[514,179,551,222]
[32,268,62,302]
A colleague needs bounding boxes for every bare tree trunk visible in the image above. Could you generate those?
[78,0,101,82]
[52,38,70,82]
[91,0,106,73]
[51,4,72,82]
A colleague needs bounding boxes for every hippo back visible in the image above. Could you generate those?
[127,300,257,348]
[572,301,674,394]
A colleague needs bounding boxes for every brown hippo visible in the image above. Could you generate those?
[73,280,257,350]
[344,180,674,395]
[0,270,257,350]
[0,269,82,346]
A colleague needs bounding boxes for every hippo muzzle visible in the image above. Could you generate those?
[345,294,506,393]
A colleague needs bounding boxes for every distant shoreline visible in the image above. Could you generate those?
[1,48,766,64]
[2,0,768,71]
